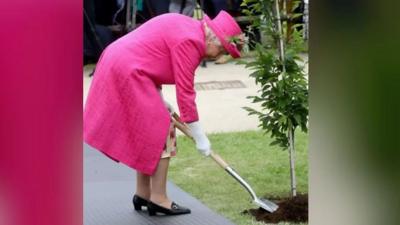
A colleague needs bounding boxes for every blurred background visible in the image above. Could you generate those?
[84,0,308,65]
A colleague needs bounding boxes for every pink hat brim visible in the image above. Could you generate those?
[204,15,241,58]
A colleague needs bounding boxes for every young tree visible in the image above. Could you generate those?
[242,0,308,197]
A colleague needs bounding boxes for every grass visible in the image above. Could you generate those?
[168,130,308,225]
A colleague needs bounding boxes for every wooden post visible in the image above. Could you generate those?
[288,125,297,197]
[274,0,286,73]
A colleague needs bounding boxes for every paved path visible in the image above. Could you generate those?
[84,143,236,225]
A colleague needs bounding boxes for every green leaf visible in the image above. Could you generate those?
[294,114,302,125]
[290,13,303,20]
[243,107,262,116]
[269,140,281,146]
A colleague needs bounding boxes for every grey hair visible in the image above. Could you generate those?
[204,23,222,46]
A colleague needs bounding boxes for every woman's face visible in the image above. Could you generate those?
[205,41,226,59]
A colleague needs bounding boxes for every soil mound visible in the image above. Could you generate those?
[243,194,308,223]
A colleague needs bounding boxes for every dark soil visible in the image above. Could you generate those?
[243,194,308,224]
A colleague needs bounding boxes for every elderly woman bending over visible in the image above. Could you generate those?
[84,11,244,216]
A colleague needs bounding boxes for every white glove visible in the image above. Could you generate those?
[187,121,211,156]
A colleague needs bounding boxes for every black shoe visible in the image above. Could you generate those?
[132,195,149,211]
[147,201,191,216]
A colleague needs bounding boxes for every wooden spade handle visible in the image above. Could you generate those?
[171,115,229,169]
[172,118,194,141]
[210,152,229,169]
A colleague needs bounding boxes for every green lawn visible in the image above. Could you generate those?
[169,130,308,225]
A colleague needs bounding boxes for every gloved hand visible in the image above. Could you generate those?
[187,121,211,156]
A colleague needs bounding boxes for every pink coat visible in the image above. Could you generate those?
[84,14,206,175]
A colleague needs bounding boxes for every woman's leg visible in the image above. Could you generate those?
[136,172,151,199]
[150,157,172,209]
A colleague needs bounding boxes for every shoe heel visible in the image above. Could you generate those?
[132,195,148,211]
[133,202,142,211]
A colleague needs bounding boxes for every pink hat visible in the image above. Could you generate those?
[203,10,243,58]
